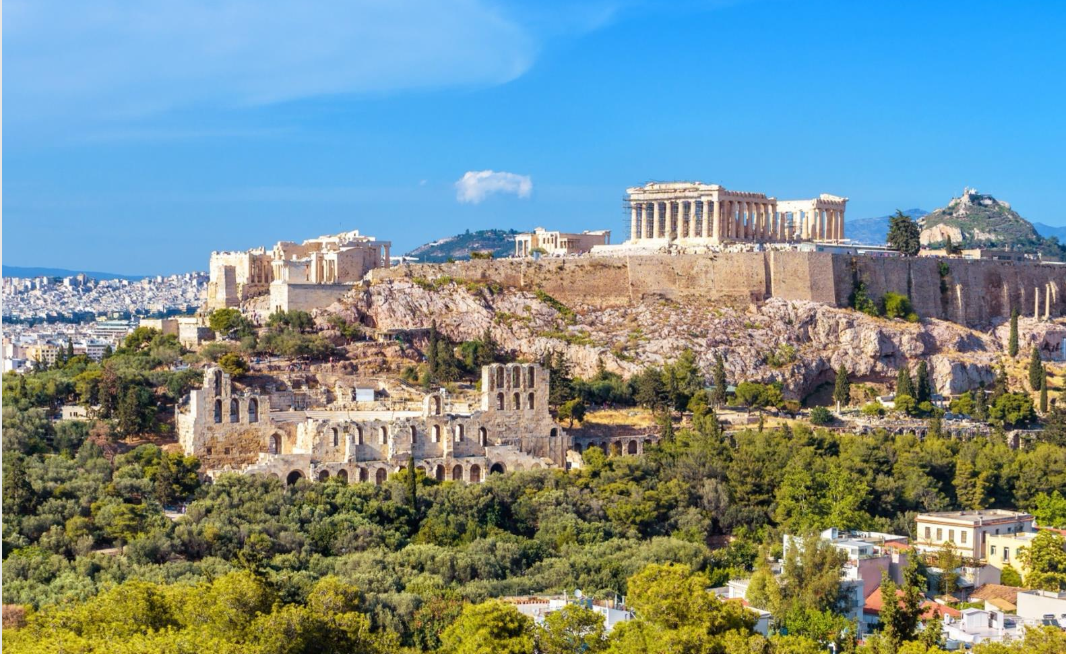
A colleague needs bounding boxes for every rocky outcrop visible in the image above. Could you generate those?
[325,279,1042,400]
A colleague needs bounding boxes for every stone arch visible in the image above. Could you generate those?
[286,470,303,485]
[375,467,387,485]
[229,398,240,423]
[358,467,369,483]
[469,464,482,483]
[433,424,441,443]
[512,392,521,410]
[452,464,464,481]
[268,433,281,454]
[527,392,535,410]
[355,426,364,445]
[478,427,488,446]
[489,462,505,475]
[627,440,638,455]
[411,425,418,443]
[213,369,223,394]
[512,366,521,387]
[435,464,445,481]
[248,398,259,423]
[550,427,558,438]
[432,395,442,415]
[513,463,524,472]
[496,392,505,410]
[610,442,622,457]
[318,470,330,481]
[495,367,504,388]
[527,366,535,387]
[455,424,465,442]
[331,426,340,447]
[336,469,349,483]
[380,426,388,445]
[214,399,222,423]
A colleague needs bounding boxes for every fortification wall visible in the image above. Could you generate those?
[369,253,1064,327]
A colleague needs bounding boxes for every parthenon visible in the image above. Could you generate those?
[625,182,847,245]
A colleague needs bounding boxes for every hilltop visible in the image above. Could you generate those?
[846,208,927,244]
[919,187,1045,252]
[1,265,147,281]
[405,229,518,262]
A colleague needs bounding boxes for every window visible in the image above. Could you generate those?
[527,392,535,410]
[433,425,441,443]
[248,398,259,423]
[991,545,996,556]
[230,399,239,423]
[936,528,942,541]
[380,426,388,445]
[527,366,535,387]
[961,531,967,544]
[332,427,339,447]
[214,399,222,423]
[924,527,931,540]
[455,424,464,442]
[355,426,363,445]
[1003,547,1010,561]
[496,392,505,410]
[949,529,955,542]
[513,392,520,410]
[478,427,487,446]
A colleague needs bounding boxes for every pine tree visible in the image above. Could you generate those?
[896,366,914,398]
[1029,346,1043,390]
[833,364,850,412]
[974,384,988,420]
[887,210,921,256]
[915,361,932,404]
[1008,308,1020,357]
[1040,371,1049,413]
[711,353,728,408]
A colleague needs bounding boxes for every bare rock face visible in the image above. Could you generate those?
[329,279,1029,400]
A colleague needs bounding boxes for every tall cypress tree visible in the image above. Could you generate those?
[1008,308,1020,357]
[915,361,932,404]
[711,353,728,408]
[974,384,988,420]
[896,366,914,398]
[833,364,850,412]
[1029,346,1044,390]
[1040,371,1049,414]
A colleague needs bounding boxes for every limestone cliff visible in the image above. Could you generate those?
[920,187,1043,250]
[327,279,1064,400]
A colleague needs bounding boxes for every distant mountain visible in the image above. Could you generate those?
[919,188,1046,252]
[2,265,146,281]
[406,229,519,262]
[1034,222,1066,242]
[846,208,927,245]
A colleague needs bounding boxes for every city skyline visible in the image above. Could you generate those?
[5,0,1066,275]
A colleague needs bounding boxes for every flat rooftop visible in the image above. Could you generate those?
[918,509,1033,524]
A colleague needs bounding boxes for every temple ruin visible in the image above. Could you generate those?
[176,362,569,484]
[625,182,847,245]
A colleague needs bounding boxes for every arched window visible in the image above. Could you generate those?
[527,366,535,387]
[286,470,303,485]
[432,424,441,443]
[627,440,639,455]
[432,396,442,415]
[478,427,487,446]
[435,465,445,482]
[318,470,330,481]
[337,469,349,483]
[332,427,339,447]
[469,464,481,483]
[495,367,504,389]
[380,426,388,445]
[358,467,369,483]
[452,465,464,481]
[355,426,363,445]
[269,433,281,454]
[513,392,520,410]
[375,468,387,485]
[410,425,418,443]
[490,462,505,476]
[496,392,504,410]
[527,392,535,410]
[248,398,259,423]
[214,399,222,423]
[229,399,239,423]
[512,366,520,387]
[550,428,558,438]
[455,424,465,442]
[213,370,223,394]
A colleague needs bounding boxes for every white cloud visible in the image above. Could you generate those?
[4,0,538,124]
[455,170,533,204]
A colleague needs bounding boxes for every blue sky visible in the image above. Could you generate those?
[5,0,1066,275]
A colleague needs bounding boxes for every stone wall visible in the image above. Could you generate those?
[369,252,1064,327]
[269,282,353,313]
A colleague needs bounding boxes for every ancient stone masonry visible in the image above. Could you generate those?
[206,229,391,311]
[177,363,568,485]
[625,182,847,245]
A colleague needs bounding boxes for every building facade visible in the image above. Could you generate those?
[177,363,568,485]
[914,510,1035,561]
[625,182,847,246]
[514,227,611,256]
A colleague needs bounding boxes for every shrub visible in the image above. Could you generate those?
[893,394,917,416]
[218,353,249,378]
[809,406,832,425]
[882,292,918,322]
[861,402,885,417]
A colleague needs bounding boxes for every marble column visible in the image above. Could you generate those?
[652,202,662,239]
[645,203,653,239]
[702,199,711,240]
[712,200,722,242]
[631,206,638,241]
[666,202,676,240]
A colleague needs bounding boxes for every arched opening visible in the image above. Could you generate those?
[527,366,535,387]
[318,470,330,481]
[610,442,622,457]
[213,370,223,394]
[478,427,487,446]
[268,433,281,454]
[455,424,465,442]
[533,463,542,469]
[433,425,441,443]
[380,426,388,445]
[248,398,259,423]
[627,440,638,455]
[435,464,445,481]
[375,468,387,485]
[229,399,239,423]
[411,425,418,443]
[358,467,369,483]
[469,464,481,483]
[512,366,520,387]
[214,399,222,423]
[452,465,463,481]
[496,392,505,410]
[495,367,504,388]
[337,469,349,483]
[286,470,303,485]
[513,392,521,410]
[489,462,505,476]
[527,393,535,410]
[331,427,339,447]
[355,426,363,445]
[550,428,558,438]
[432,395,442,415]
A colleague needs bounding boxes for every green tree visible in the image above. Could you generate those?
[711,353,728,408]
[897,366,914,398]
[887,210,921,256]
[833,365,850,412]
[218,352,249,377]
[809,406,832,425]
[988,392,1035,428]
[557,398,586,427]
[634,366,668,413]
[1040,373,1049,413]
[537,604,607,654]
[1030,491,1066,528]
[1008,308,1020,357]
[883,292,918,322]
[1018,530,1066,591]
[1029,346,1044,390]
[914,361,932,405]
[439,600,536,654]
[935,542,961,596]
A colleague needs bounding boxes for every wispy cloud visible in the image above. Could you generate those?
[455,170,533,204]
